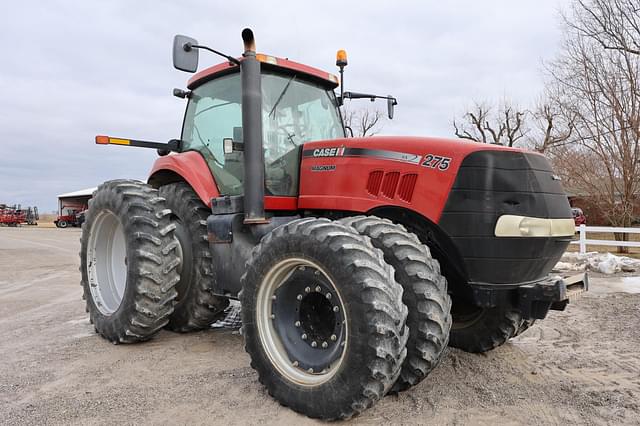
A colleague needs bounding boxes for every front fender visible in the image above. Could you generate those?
[148,151,219,207]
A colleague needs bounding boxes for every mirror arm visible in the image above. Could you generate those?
[187,43,241,65]
[343,91,395,102]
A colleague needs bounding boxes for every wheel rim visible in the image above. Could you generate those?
[87,210,127,315]
[256,258,348,387]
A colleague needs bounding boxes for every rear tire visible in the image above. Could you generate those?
[240,218,408,420]
[449,303,523,353]
[80,180,180,343]
[339,216,452,393]
[159,182,229,332]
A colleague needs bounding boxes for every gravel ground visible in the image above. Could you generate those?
[1,227,639,425]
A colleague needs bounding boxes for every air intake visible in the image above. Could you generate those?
[397,173,418,202]
[381,172,400,198]
[366,171,384,195]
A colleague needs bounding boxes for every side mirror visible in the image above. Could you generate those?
[387,96,397,120]
[173,35,199,73]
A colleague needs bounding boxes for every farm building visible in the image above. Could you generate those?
[57,187,96,217]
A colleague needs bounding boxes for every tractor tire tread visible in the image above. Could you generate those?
[240,218,408,420]
[159,182,228,332]
[80,179,179,344]
[339,215,451,393]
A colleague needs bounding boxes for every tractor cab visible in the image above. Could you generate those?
[181,61,345,197]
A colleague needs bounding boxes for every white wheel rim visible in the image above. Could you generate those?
[87,210,127,315]
[256,257,348,387]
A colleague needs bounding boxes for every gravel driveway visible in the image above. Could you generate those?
[1,227,639,425]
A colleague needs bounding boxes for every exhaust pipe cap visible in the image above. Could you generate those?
[242,28,256,53]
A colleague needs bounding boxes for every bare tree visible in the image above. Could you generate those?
[548,0,640,251]
[343,108,383,137]
[453,101,528,147]
[568,0,640,56]
[527,91,577,153]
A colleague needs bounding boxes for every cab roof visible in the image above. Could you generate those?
[187,54,340,90]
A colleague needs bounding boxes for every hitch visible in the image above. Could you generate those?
[469,272,589,320]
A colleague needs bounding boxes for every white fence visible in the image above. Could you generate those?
[570,225,640,254]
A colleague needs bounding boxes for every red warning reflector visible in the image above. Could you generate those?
[95,135,109,145]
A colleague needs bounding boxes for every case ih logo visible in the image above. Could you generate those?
[312,146,345,157]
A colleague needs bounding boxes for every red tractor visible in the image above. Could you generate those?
[81,29,587,420]
[55,206,86,228]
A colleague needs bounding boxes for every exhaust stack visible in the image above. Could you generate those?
[240,28,267,224]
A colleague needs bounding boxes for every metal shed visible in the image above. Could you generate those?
[57,187,96,216]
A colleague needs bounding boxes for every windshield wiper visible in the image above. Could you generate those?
[269,75,296,118]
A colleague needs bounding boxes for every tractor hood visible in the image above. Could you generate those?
[299,135,530,224]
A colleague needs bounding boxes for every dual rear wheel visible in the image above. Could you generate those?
[240,217,451,420]
[80,180,228,343]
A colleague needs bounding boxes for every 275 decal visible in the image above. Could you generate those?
[422,154,451,170]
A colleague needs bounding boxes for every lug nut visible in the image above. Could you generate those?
[270,314,275,319]
[293,360,299,367]
[340,341,346,347]
[294,321,301,327]
[333,306,339,312]
[308,368,314,373]
[301,333,307,340]
[330,334,337,341]
[322,341,328,348]
[305,286,311,293]
[311,341,317,348]
[315,286,321,292]
[298,266,306,271]
[314,270,320,276]
[296,294,302,301]
[271,295,277,300]
[326,293,332,300]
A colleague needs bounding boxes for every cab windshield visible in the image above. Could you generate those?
[181,71,344,196]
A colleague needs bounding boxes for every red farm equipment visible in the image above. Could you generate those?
[0,204,38,226]
[80,29,588,420]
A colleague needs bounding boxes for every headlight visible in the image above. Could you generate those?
[495,215,575,237]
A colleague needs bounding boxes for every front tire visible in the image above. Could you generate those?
[80,180,180,343]
[159,182,229,332]
[449,303,523,353]
[240,218,408,420]
[57,220,68,228]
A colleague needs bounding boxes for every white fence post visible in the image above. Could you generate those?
[579,224,586,254]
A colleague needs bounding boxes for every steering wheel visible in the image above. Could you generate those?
[276,124,297,147]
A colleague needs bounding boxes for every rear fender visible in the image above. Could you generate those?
[148,151,219,207]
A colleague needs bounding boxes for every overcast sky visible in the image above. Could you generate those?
[0,0,567,212]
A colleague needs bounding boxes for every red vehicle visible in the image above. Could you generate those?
[55,206,87,228]
[81,29,588,420]
[572,207,587,226]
